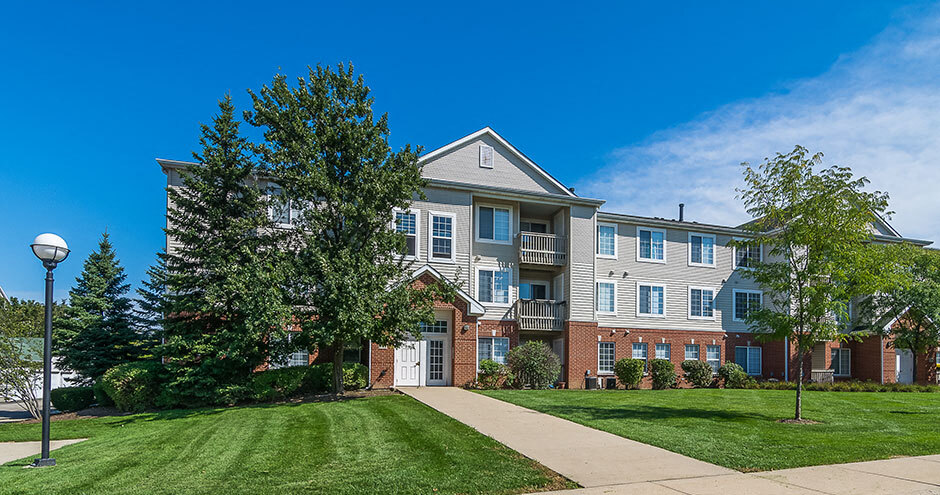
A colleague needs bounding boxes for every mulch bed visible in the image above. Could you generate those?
[776,418,822,425]
[23,406,130,424]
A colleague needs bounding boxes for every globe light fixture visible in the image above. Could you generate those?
[29,233,69,468]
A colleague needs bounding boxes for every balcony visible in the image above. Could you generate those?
[518,232,567,266]
[515,299,566,332]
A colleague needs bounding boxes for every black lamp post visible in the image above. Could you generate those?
[30,233,69,468]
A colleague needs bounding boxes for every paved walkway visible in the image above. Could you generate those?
[400,387,940,495]
[0,439,86,465]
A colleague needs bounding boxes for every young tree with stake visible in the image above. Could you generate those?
[735,146,893,421]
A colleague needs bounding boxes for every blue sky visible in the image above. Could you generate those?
[2,1,937,301]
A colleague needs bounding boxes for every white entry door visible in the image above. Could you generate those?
[395,340,423,387]
[896,349,914,384]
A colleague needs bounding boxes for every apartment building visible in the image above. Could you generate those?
[159,127,938,388]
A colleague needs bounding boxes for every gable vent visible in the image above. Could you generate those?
[479,145,494,169]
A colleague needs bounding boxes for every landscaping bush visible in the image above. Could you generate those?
[681,360,714,388]
[50,386,95,412]
[649,359,677,389]
[93,381,114,407]
[718,362,751,389]
[100,361,163,412]
[343,363,368,391]
[507,341,561,389]
[742,379,940,393]
[614,358,645,389]
[476,359,512,389]
[252,366,308,401]
[300,363,369,394]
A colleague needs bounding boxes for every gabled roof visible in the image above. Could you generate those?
[411,265,485,316]
[419,127,578,198]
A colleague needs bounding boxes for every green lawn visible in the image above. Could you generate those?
[0,395,567,495]
[479,389,940,471]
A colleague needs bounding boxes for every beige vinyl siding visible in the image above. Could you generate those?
[594,222,764,332]
[165,169,184,258]
[407,187,472,284]
[469,197,519,320]
[420,135,569,196]
[568,205,597,321]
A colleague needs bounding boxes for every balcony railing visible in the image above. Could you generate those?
[516,299,566,332]
[518,232,567,266]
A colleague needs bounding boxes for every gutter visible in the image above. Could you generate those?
[597,211,749,236]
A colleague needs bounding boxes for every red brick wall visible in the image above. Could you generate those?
[564,321,599,388]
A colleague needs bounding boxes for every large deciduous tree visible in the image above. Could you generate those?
[859,244,940,384]
[245,64,455,393]
[735,146,892,420]
[162,95,292,406]
[57,232,140,384]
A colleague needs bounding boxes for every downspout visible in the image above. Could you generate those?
[880,336,885,384]
[784,337,789,381]
[367,339,373,390]
[475,321,480,375]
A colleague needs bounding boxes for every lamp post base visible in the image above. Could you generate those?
[31,458,56,467]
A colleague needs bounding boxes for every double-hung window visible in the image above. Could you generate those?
[637,283,665,317]
[688,233,716,267]
[478,268,511,305]
[655,343,671,361]
[706,345,721,373]
[734,240,762,269]
[733,290,762,322]
[269,186,294,226]
[830,348,851,377]
[598,342,615,374]
[685,344,700,361]
[477,205,511,244]
[637,227,665,262]
[597,222,617,258]
[420,320,448,334]
[429,212,455,262]
[393,209,419,259]
[478,337,509,365]
[689,287,715,319]
[632,342,648,373]
[596,281,617,315]
[735,346,762,375]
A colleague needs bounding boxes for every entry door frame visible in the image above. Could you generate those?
[896,349,914,384]
[424,309,453,386]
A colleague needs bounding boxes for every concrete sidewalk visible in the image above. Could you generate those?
[400,387,733,487]
[400,387,940,495]
[0,439,86,465]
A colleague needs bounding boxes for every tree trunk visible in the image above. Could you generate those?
[333,339,345,395]
[795,350,804,421]
[912,352,918,385]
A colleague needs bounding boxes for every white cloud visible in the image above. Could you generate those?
[578,9,940,244]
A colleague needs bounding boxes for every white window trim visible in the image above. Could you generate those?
[631,342,649,374]
[391,208,420,261]
[636,282,666,318]
[596,279,618,316]
[688,285,717,321]
[684,344,700,361]
[655,343,672,361]
[706,345,721,375]
[687,232,717,268]
[732,237,763,270]
[475,266,513,307]
[636,226,667,264]
[596,222,618,259]
[479,144,495,169]
[427,210,457,264]
[477,337,509,368]
[475,203,513,245]
[268,185,295,229]
[732,289,763,322]
[598,341,615,375]
[832,348,851,377]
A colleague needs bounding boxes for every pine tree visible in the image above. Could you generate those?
[246,64,456,393]
[133,251,168,358]
[57,232,139,384]
[162,95,291,406]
